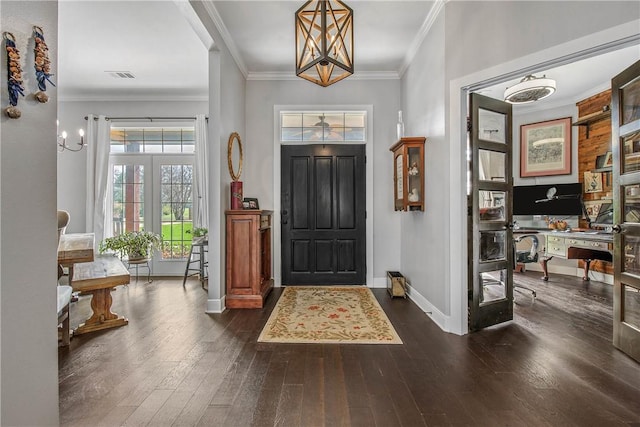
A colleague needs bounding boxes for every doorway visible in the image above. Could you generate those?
[281,144,366,285]
[449,34,638,334]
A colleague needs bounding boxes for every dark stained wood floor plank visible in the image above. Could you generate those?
[300,353,325,425]
[59,277,640,427]
[250,358,288,427]
[274,384,304,427]
[221,348,273,426]
[321,346,350,427]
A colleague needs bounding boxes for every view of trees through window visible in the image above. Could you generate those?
[110,126,195,264]
[160,164,193,259]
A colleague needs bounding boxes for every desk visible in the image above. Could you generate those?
[58,233,94,285]
[72,255,130,335]
[541,230,613,281]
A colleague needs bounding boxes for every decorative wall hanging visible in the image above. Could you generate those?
[33,26,55,103]
[227,132,244,210]
[520,117,572,177]
[584,171,603,193]
[3,32,25,119]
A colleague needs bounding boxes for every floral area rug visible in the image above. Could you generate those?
[257,286,402,344]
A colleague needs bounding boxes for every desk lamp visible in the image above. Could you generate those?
[534,186,591,229]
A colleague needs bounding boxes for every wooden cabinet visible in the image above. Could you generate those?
[225,210,273,308]
[390,137,425,211]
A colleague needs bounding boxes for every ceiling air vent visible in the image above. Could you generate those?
[106,71,136,79]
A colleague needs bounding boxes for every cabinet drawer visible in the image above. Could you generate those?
[567,239,610,251]
[547,243,566,256]
[547,235,565,244]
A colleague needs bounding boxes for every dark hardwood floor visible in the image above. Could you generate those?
[59,273,640,426]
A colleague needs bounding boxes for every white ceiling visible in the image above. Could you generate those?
[480,45,640,113]
[58,0,639,106]
[58,1,209,100]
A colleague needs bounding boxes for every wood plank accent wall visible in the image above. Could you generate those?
[577,89,612,274]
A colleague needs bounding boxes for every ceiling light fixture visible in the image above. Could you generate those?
[504,74,556,104]
[295,0,354,87]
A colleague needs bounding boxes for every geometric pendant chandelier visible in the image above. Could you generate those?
[504,74,556,104]
[295,0,354,87]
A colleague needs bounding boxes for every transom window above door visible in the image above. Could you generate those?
[280,111,366,142]
[110,127,194,153]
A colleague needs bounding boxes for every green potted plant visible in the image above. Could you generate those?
[186,227,208,242]
[99,230,163,261]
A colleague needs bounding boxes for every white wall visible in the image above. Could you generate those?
[401,1,640,334]
[1,2,60,425]
[513,103,578,187]
[245,78,402,283]
[190,1,246,311]
[57,100,208,233]
[401,12,448,324]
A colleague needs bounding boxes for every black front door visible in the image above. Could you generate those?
[281,144,366,285]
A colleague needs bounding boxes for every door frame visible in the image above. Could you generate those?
[273,105,374,287]
[449,23,640,335]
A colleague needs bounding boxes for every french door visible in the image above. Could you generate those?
[468,93,514,331]
[612,59,640,362]
[109,154,194,275]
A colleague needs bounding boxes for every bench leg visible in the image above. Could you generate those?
[74,288,128,335]
[58,306,70,346]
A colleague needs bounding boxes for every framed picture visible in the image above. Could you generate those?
[242,197,259,210]
[584,171,603,193]
[603,151,613,167]
[520,117,572,177]
[583,200,603,222]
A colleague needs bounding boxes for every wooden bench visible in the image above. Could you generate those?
[72,255,130,335]
[57,285,73,346]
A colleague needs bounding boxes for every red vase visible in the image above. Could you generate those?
[231,181,243,210]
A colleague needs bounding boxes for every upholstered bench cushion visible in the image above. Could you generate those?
[57,285,73,317]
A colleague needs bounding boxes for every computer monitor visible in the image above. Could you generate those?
[513,183,583,216]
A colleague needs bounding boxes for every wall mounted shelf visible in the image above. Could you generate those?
[572,107,611,138]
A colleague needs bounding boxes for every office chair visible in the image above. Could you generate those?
[513,234,538,300]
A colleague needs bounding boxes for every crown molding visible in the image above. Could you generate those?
[58,94,209,103]
[173,0,214,50]
[399,0,446,77]
[200,1,248,78]
[247,70,400,81]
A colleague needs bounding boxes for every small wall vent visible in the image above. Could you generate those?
[106,71,136,79]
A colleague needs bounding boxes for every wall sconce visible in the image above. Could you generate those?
[58,128,85,152]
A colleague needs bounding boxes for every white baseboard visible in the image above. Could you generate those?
[373,276,450,332]
[372,276,387,288]
[206,296,225,313]
[405,281,450,333]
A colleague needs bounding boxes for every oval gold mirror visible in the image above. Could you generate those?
[227,132,243,181]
